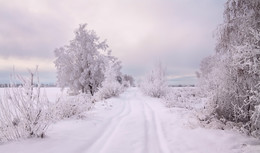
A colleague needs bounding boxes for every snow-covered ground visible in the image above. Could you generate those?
[0,87,64,103]
[0,87,259,153]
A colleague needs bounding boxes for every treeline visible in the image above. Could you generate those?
[169,85,195,87]
[0,83,57,88]
[197,0,260,136]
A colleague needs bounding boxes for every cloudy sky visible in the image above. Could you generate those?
[0,0,226,85]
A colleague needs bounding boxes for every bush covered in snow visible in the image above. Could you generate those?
[0,68,51,143]
[96,82,123,100]
[140,63,169,98]
[53,93,94,120]
[95,60,124,100]
[163,87,204,110]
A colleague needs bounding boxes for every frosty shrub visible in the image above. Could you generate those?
[141,64,168,98]
[164,87,201,109]
[96,82,123,100]
[95,60,124,100]
[0,68,51,143]
[54,93,94,119]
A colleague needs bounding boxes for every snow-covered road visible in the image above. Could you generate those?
[0,88,259,153]
[82,87,172,153]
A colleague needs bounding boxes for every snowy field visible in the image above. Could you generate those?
[0,87,63,103]
[0,87,259,153]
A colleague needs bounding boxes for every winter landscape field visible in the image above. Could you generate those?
[1,0,260,153]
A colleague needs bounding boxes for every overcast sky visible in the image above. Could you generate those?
[0,0,226,84]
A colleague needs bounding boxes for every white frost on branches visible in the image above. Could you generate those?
[95,60,124,100]
[141,63,169,98]
[54,24,109,95]
[0,68,51,143]
[197,0,260,136]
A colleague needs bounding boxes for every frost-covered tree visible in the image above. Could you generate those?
[216,0,260,54]
[54,24,110,95]
[215,0,260,122]
[198,0,260,135]
[141,63,168,98]
[123,74,135,87]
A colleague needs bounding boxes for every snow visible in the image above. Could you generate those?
[0,87,63,103]
[0,87,259,153]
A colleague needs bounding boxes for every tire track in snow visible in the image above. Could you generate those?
[140,98,149,153]
[143,99,171,153]
[97,99,132,153]
[76,99,132,153]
